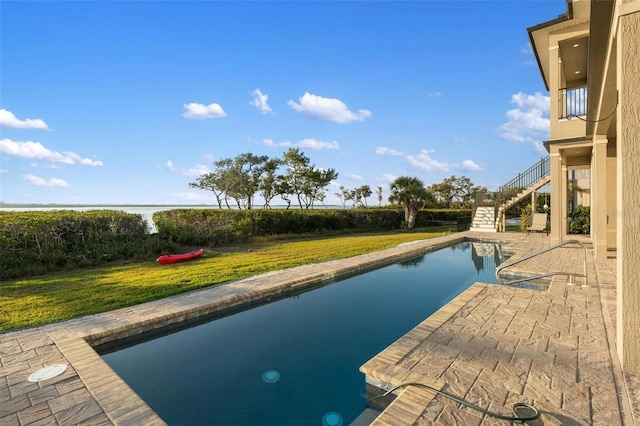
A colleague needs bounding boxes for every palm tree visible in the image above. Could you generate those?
[389,176,429,229]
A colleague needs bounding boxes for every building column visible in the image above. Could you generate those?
[617,5,640,375]
[592,138,608,258]
[560,162,568,239]
[531,190,537,212]
[549,150,563,243]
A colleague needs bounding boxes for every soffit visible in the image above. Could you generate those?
[528,0,590,90]
[559,36,589,87]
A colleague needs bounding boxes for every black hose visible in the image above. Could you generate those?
[367,381,540,423]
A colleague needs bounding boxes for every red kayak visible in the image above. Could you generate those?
[156,248,204,265]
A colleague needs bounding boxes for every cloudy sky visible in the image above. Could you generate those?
[0,1,560,205]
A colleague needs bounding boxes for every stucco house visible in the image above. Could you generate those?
[528,0,639,375]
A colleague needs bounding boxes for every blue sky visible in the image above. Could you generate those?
[1,0,560,206]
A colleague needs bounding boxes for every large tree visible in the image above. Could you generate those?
[258,158,282,208]
[350,185,372,207]
[429,175,485,208]
[389,176,430,229]
[189,153,269,209]
[189,172,224,208]
[279,148,338,210]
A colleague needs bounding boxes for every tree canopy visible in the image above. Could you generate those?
[189,148,338,210]
[428,175,486,208]
[388,176,431,229]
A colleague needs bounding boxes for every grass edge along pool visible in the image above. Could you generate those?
[98,241,512,426]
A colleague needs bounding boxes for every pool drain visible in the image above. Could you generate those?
[261,370,280,383]
[322,412,343,426]
[28,364,67,382]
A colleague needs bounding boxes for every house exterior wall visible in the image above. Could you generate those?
[617,4,640,375]
[532,0,640,376]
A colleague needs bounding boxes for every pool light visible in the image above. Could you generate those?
[322,412,344,426]
[261,369,280,383]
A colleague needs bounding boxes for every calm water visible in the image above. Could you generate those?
[99,242,507,426]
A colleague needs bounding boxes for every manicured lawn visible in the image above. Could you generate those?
[1,229,450,331]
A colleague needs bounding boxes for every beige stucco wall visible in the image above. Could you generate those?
[616,7,640,375]
[607,140,617,249]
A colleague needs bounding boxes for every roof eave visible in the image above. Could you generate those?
[527,1,574,91]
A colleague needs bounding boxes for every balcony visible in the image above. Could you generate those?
[559,86,587,119]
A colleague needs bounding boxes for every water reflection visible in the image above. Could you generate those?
[471,242,508,274]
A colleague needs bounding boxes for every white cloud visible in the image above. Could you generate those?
[377,173,397,184]
[498,92,550,143]
[165,160,210,177]
[185,164,211,177]
[250,89,273,114]
[406,149,450,173]
[346,173,364,181]
[0,109,49,129]
[287,92,371,124]
[22,173,68,187]
[375,146,404,156]
[0,138,103,166]
[262,138,339,150]
[377,146,478,174]
[427,91,442,97]
[182,102,226,119]
[0,169,8,174]
[459,160,483,171]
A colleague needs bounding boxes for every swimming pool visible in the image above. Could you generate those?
[99,241,509,425]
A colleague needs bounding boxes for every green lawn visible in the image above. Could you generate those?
[0,229,450,331]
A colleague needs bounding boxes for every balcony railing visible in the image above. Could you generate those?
[559,86,587,119]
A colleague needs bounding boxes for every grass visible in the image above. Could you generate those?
[0,227,452,331]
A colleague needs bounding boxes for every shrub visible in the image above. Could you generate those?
[519,204,533,232]
[0,210,177,280]
[152,208,471,246]
[569,205,590,234]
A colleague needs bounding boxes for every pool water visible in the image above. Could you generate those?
[99,241,507,425]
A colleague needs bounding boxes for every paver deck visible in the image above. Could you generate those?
[1,231,638,425]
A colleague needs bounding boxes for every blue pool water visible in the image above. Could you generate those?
[99,241,508,425]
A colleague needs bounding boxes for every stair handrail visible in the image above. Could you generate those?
[496,239,588,286]
[491,156,551,232]
[497,156,550,196]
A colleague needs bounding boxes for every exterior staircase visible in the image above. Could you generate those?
[472,157,551,232]
[470,206,497,232]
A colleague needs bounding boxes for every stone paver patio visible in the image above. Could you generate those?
[1,231,638,425]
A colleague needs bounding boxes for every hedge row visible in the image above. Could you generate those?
[0,210,176,280]
[1,208,470,280]
[153,208,470,246]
